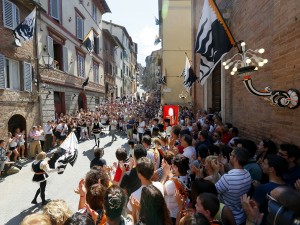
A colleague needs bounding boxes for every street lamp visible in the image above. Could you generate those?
[223,41,300,109]
[42,54,54,69]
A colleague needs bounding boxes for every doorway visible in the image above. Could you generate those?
[54,91,66,115]
[78,91,87,111]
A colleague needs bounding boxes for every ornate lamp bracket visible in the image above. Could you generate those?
[242,75,300,109]
[223,41,300,109]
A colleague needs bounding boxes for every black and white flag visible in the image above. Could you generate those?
[48,132,78,174]
[195,0,235,85]
[182,56,197,91]
[13,7,36,47]
[82,29,94,55]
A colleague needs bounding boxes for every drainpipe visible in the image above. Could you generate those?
[109,20,112,33]
[35,8,42,125]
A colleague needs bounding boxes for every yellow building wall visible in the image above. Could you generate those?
[162,0,192,105]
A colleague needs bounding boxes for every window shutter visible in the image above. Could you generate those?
[23,62,32,92]
[3,0,13,29]
[76,16,79,39]
[76,16,83,40]
[14,4,20,28]
[50,0,60,21]
[63,46,68,72]
[93,64,99,83]
[47,36,54,67]
[0,54,6,89]
[78,55,84,77]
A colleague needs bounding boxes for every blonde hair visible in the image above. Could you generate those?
[205,155,218,171]
[21,213,51,225]
[36,152,47,160]
[160,135,169,145]
[152,137,162,146]
[42,199,73,225]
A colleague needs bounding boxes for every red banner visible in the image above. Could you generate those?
[163,105,179,126]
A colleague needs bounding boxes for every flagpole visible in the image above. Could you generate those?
[185,52,193,65]
[59,131,75,148]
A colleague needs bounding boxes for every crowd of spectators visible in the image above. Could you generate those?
[2,94,300,225]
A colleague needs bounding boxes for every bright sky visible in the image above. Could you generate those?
[103,0,161,66]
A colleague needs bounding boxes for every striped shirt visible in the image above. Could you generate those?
[215,169,251,225]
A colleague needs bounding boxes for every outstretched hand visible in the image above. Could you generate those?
[129,196,140,212]
[74,178,87,196]
[241,194,263,225]
[85,203,98,223]
[175,189,186,211]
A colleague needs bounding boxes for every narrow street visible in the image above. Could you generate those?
[0,131,127,225]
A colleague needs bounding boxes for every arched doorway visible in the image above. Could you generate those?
[8,114,26,135]
[78,91,87,111]
[8,114,27,153]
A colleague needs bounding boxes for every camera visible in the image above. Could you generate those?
[268,200,300,225]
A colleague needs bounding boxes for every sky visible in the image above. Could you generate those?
[103,0,161,66]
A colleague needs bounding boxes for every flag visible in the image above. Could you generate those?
[48,132,78,174]
[158,69,166,85]
[13,8,36,47]
[154,35,161,45]
[182,56,197,91]
[82,77,89,88]
[155,17,160,25]
[195,0,236,85]
[82,29,94,55]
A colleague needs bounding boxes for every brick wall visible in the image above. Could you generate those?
[226,0,300,145]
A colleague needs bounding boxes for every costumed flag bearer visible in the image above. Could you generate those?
[92,118,103,147]
[31,152,57,205]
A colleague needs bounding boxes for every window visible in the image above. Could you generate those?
[6,58,20,90]
[105,61,109,74]
[93,63,99,83]
[94,35,99,54]
[77,53,85,77]
[49,0,61,22]
[47,36,67,71]
[76,13,84,40]
[92,3,97,22]
[2,0,20,30]
[0,54,32,91]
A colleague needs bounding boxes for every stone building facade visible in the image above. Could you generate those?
[102,20,136,98]
[192,0,300,144]
[158,0,192,106]
[0,0,40,141]
[37,0,110,124]
[102,28,117,100]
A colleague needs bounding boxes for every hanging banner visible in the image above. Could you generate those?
[163,105,179,126]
